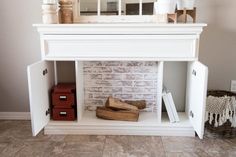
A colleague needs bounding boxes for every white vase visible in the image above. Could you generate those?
[177,0,195,10]
[42,11,58,24]
[42,4,58,24]
[43,0,57,4]
[154,0,177,14]
[42,4,58,11]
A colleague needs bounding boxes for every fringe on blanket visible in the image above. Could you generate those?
[205,96,236,127]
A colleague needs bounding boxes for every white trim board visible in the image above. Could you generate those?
[0,112,31,120]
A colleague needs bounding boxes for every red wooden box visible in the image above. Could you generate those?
[53,83,76,93]
[52,93,75,108]
[52,83,76,108]
[52,108,76,121]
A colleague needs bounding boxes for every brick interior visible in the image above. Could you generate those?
[83,61,158,111]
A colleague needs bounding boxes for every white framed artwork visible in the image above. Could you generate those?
[72,0,167,23]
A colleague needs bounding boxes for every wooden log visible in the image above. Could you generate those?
[96,106,139,122]
[124,100,146,110]
[105,96,138,111]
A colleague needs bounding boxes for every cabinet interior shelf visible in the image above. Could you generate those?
[45,111,194,136]
[48,111,191,127]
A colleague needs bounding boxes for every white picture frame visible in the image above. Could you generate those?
[72,0,166,23]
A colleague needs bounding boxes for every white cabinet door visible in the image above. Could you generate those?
[186,61,208,139]
[27,61,55,136]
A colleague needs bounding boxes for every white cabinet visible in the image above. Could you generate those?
[28,23,207,138]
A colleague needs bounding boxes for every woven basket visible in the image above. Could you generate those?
[205,90,236,138]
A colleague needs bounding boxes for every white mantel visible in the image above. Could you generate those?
[33,23,207,61]
[28,23,208,138]
[34,23,207,35]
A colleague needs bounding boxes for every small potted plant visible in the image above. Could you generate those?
[176,0,195,10]
[154,0,177,14]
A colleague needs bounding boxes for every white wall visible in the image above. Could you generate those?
[0,0,41,111]
[196,0,236,90]
[0,0,236,112]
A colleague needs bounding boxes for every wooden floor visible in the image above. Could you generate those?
[0,120,236,157]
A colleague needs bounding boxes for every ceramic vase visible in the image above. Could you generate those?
[42,4,58,24]
[154,0,177,14]
[177,0,195,10]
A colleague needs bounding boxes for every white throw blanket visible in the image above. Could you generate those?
[205,96,236,127]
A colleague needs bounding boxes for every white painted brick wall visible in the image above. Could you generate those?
[84,61,158,111]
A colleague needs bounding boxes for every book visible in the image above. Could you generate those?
[167,92,180,122]
[162,91,175,123]
[162,86,179,123]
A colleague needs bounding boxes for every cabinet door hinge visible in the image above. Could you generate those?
[43,69,48,76]
[45,108,50,116]
[189,110,194,118]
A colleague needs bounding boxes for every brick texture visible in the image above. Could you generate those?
[84,61,158,111]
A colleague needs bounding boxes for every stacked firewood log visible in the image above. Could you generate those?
[96,96,146,122]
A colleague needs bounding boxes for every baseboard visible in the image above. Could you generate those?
[0,112,31,120]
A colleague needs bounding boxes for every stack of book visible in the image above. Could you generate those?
[162,86,179,123]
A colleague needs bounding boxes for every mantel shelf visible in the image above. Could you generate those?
[33,23,207,35]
